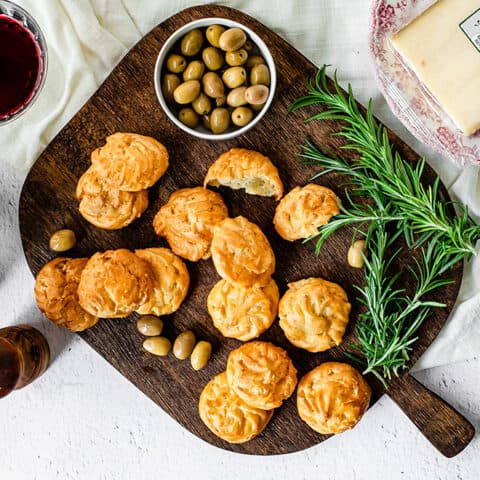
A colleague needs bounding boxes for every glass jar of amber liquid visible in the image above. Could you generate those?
[0,325,50,398]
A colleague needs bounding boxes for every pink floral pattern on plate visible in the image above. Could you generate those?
[369,0,480,164]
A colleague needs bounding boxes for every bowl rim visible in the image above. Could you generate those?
[153,17,277,141]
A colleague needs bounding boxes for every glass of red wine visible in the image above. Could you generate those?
[0,0,47,124]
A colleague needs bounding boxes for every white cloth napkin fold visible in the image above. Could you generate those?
[2,0,479,371]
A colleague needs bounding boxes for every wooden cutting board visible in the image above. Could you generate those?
[18,5,474,456]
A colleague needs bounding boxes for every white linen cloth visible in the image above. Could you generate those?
[1,0,479,371]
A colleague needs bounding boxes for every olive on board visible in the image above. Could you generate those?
[166,54,187,73]
[222,66,246,89]
[205,24,225,48]
[180,29,203,56]
[173,80,201,104]
[183,60,205,81]
[202,46,224,71]
[179,108,200,128]
[202,72,225,98]
[250,64,270,86]
[173,330,196,360]
[347,240,366,268]
[143,337,171,356]
[231,106,254,127]
[162,73,181,103]
[137,316,164,337]
[218,27,247,52]
[190,341,212,370]
[49,229,76,252]
[225,48,248,66]
[210,107,230,134]
[192,92,212,115]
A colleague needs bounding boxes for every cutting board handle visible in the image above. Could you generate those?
[387,374,475,457]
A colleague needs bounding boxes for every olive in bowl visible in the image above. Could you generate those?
[154,18,276,140]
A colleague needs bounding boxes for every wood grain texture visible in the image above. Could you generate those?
[18,5,473,455]
[388,374,475,457]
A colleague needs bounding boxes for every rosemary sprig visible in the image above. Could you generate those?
[348,226,456,383]
[291,66,480,384]
[292,66,479,256]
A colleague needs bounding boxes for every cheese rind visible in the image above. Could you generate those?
[391,0,480,136]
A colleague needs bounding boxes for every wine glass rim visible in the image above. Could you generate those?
[0,0,48,125]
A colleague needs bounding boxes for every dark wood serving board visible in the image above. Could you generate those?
[19,5,474,456]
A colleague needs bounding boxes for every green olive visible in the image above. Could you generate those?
[202,114,211,130]
[347,240,366,269]
[162,73,181,103]
[246,55,265,68]
[49,229,76,252]
[215,95,227,107]
[173,80,201,104]
[183,60,205,81]
[225,48,248,66]
[202,72,225,98]
[226,86,247,107]
[192,92,212,115]
[222,66,246,89]
[143,336,171,356]
[251,102,265,112]
[190,341,212,370]
[201,46,224,71]
[231,106,254,127]
[206,24,225,48]
[218,27,247,52]
[166,54,187,73]
[250,64,270,86]
[179,107,200,128]
[173,330,196,360]
[137,316,164,337]
[210,107,230,134]
[243,40,254,52]
[180,29,203,56]
[245,84,269,105]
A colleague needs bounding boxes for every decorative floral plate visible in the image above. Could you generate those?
[369,0,480,165]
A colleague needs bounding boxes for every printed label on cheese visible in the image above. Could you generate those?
[459,8,480,53]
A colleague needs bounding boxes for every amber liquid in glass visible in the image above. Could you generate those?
[0,339,21,398]
[0,325,50,398]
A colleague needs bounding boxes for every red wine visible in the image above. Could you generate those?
[0,14,42,119]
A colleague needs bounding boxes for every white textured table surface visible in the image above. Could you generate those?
[1,1,480,479]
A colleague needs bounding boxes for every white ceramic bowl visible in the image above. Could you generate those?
[154,17,276,141]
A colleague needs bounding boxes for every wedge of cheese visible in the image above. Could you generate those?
[391,0,480,136]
